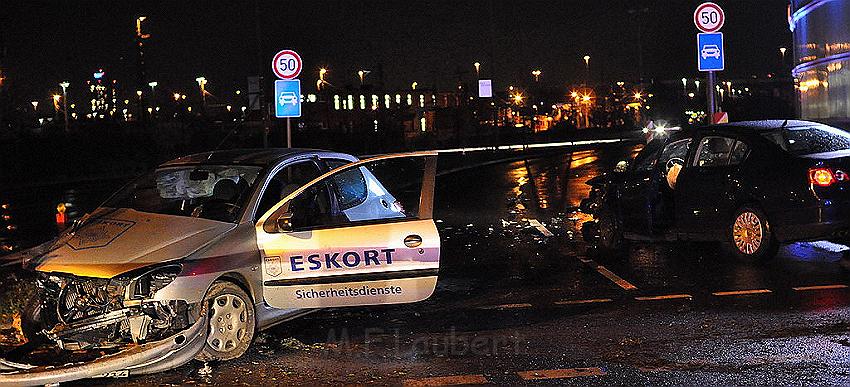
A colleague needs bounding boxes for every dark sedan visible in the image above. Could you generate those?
[581,120,850,260]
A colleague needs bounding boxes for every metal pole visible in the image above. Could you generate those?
[286,117,292,148]
[262,84,268,148]
[706,71,717,124]
[63,91,69,133]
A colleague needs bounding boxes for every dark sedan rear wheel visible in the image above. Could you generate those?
[730,207,778,260]
[588,210,626,256]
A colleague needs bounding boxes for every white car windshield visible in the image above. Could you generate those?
[103,165,262,222]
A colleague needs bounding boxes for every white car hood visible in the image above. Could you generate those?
[32,208,236,278]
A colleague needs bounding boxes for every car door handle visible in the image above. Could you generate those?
[404,234,423,248]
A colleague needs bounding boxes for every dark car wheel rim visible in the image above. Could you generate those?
[733,211,763,255]
[599,217,616,247]
[207,294,248,352]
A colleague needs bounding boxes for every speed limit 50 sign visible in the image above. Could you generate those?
[694,2,725,33]
[272,49,302,80]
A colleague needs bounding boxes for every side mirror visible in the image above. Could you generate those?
[263,212,294,233]
[275,212,294,232]
[614,160,629,173]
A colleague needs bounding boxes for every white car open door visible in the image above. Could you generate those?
[256,152,439,308]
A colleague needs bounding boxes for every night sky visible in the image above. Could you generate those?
[3,0,791,98]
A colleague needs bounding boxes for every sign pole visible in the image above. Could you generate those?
[706,71,717,121]
[694,2,725,124]
[271,49,302,147]
[286,117,292,148]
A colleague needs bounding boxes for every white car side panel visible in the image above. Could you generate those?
[256,219,439,308]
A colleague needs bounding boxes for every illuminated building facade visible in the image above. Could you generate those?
[791,0,850,120]
[85,69,118,119]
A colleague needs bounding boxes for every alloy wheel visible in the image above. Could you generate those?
[733,211,763,255]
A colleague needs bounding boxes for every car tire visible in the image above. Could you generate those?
[196,281,256,362]
[729,206,778,261]
[590,210,627,256]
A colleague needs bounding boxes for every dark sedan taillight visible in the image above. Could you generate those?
[809,167,841,187]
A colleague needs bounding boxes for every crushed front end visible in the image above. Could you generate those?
[32,265,198,351]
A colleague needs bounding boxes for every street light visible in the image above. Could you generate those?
[59,81,70,132]
[411,81,418,90]
[779,47,787,65]
[31,101,39,111]
[148,81,158,94]
[531,69,542,82]
[474,62,481,78]
[195,76,207,107]
[318,68,328,91]
[358,70,365,85]
[695,79,700,92]
[173,92,181,101]
[681,78,687,94]
[136,16,150,39]
[52,94,61,115]
[583,55,591,85]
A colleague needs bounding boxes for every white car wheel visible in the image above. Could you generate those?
[196,281,256,361]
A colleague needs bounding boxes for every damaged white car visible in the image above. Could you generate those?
[0,149,440,385]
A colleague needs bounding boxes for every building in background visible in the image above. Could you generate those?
[791,0,850,122]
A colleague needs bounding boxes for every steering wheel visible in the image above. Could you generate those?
[665,157,685,173]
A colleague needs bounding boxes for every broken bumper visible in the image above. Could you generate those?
[0,312,206,386]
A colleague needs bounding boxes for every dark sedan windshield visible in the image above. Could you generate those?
[103,165,262,222]
[762,124,850,156]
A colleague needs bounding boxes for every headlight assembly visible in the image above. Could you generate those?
[126,264,182,300]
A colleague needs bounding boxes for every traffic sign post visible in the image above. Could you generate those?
[274,80,301,149]
[271,49,303,148]
[697,32,724,71]
[694,2,725,124]
[274,80,301,118]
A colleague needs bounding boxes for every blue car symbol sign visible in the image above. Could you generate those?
[279,92,298,106]
[697,32,724,72]
[274,79,301,118]
[701,44,721,59]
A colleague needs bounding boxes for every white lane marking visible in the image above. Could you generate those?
[712,289,772,296]
[528,219,554,237]
[478,303,532,310]
[403,374,489,386]
[595,266,638,290]
[555,298,613,305]
[635,294,693,301]
[517,367,606,380]
[792,284,849,291]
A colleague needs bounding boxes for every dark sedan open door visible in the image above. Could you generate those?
[620,138,692,236]
[675,135,750,239]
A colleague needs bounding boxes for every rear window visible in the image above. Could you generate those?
[761,125,850,156]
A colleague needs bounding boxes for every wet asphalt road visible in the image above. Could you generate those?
[9,143,850,386]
